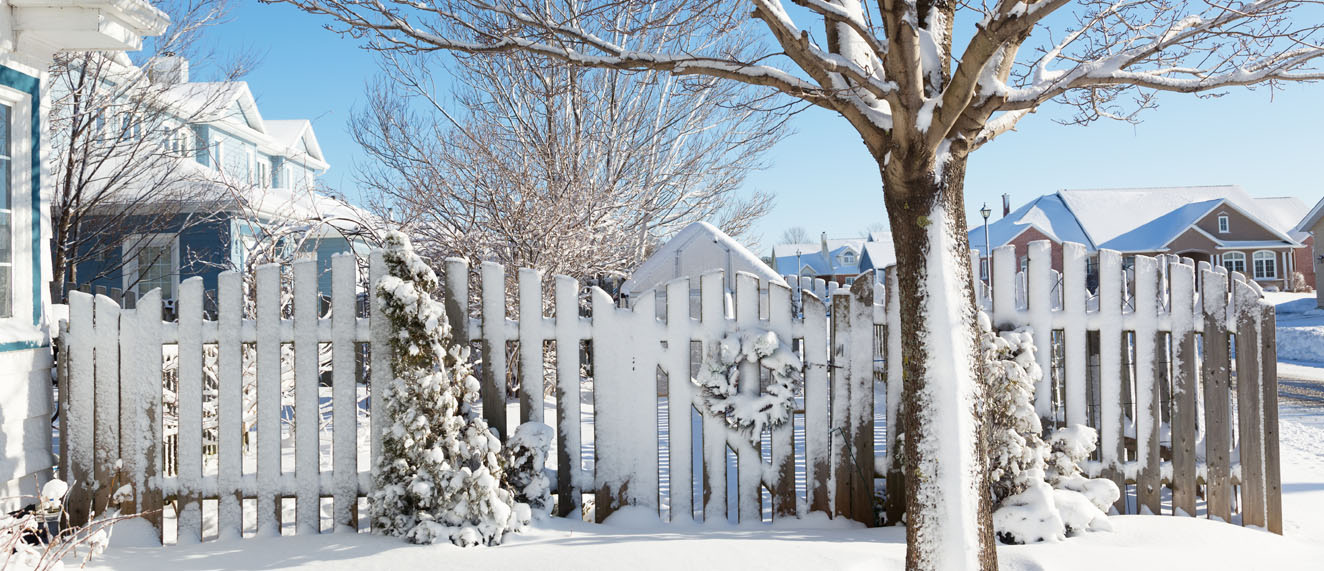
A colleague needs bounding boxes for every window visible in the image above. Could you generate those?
[124,234,179,300]
[845,276,857,285]
[257,159,270,187]
[1019,255,1028,273]
[1253,251,1277,280]
[1218,214,1229,234]
[980,258,989,281]
[0,104,11,318]
[245,147,255,185]
[841,251,856,265]
[1222,251,1246,274]
[213,140,224,172]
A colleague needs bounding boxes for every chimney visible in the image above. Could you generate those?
[1002,193,1011,217]
[147,54,189,85]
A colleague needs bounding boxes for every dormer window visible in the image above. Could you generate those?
[1218,214,1229,233]
[841,251,856,265]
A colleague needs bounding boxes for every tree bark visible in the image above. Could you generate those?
[883,153,996,571]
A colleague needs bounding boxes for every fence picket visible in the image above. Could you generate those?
[734,273,762,523]
[293,260,319,535]
[1201,268,1233,522]
[137,289,164,539]
[216,271,243,539]
[768,281,796,520]
[256,265,283,537]
[553,275,582,518]
[1097,250,1127,511]
[480,262,509,440]
[591,287,657,521]
[1062,243,1088,426]
[1027,241,1054,421]
[699,271,727,523]
[1169,261,1198,516]
[66,292,93,527]
[847,277,875,525]
[1261,305,1283,534]
[1233,279,1266,529]
[1134,257,1162,514]
[802,289,830,516]
[992,245,1016,325]
[117,302,139,517]
[518,268,545,425]
[93,295,121,520]
[830,290,852,520]
[332,254,358,531]
[664,278,693,522]
[177,278,204,544]
[369,252,389,490]
[882,267,904,525]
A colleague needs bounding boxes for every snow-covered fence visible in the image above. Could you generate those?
[57,239,1281,543]
[985,241,1281,532]
[59,253,387,543]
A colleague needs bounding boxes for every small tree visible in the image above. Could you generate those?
[370,231,528,546]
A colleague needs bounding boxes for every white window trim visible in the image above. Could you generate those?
[0,87,33,329]
[1222,251,1246,274]
[122,233,180,299]
[213,139,224,173]
[1252,250,1278,280]
[1217,214,1230,234]
[245,147,256,185]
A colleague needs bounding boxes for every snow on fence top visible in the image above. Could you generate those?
[57,239,1282,545]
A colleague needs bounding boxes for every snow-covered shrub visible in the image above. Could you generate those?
[982,322,1118,544]
[983,326,1048,504]
[369,231,528,546]
[503,422,554,517]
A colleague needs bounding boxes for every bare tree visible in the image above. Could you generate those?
[352,36,783,287]
[268,0,1324,567]
[47,0,252,300]
[780,226,811,244]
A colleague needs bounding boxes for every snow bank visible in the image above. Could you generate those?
[1271,293,1324,364]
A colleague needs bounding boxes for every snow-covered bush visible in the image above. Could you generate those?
[984,326,1048,504]
[369,231,528,546]
[503,422,554,517]
[982,321,1117,544]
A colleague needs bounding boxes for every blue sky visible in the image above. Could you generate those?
[215,2,1324,252]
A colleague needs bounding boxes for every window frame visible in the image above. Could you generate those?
[122,233,181,300]
[1221,251,1247,275]
[1252,250,1278,280]
[0,87,34,328]
[1217,214,1230,234]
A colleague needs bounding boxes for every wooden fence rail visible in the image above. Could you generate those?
[57,240,1281,544]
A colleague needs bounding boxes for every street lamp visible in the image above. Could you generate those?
[980,203,992,286]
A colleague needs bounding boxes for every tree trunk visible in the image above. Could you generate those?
[883,154,996,571]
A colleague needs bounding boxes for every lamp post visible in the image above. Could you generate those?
[980,203,992,286]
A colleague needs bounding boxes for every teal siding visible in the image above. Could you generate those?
[0,65,45,351]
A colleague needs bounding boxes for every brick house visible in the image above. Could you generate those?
[1298,197,1324,308]
[971,186,1309,291]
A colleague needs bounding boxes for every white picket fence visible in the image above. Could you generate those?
[57,239,1281,544]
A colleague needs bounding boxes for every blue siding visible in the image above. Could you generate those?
[75,215,232,297]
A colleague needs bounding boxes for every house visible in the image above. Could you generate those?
[1298,197,1324,308]
[68,57,372,301]
[970,186,1309,291]
[0,0,168,508]
[771,231,895,285]
[620,221,784,304]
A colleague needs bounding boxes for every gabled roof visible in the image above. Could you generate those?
[1056,185,1298,251]
[622,222,784,294]
[1291,196,1324,237]
[859,234,896,271]
[1253,196,1311,241]
[264,119,326,163]
[968,193,1092,254]
[772,238,862,276]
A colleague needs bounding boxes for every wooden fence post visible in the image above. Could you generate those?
[1062,243,1088,427]
[332,254,359,531]
[1261,305,1282,534]
[554,275,582,518]
[1232,279,1266,529]
[92,295,121,521]
[882,267,904,525]
[1169,261,1199,516]
[830,289,852,520]
[293,260,320,535]
[664,277,693,522]
[177,278,204,544]
[518,268,545,425]
[734,273,762,523]
[1200,267,1233,522]
[848,275,875,525]
[256,265,282,537]
[1134,257,1162,515]
[700,271,727,523]
[803,288,831,517]
[1096,250,1127,512]
[1028,241,1055,422]
[217,272,243,540]
[480,262,509,440]
[767,280,796,520]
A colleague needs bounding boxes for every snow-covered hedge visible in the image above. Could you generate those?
[503,422,554,517]
[982,321,1119,545]
[369,231,528,547]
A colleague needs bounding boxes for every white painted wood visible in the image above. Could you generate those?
[293,259,320,535]
[480,262,509,439]
[802,288,830,516]
[553,275,582,518]
[1062,243,1088,426]
[216,272,243,539]
[767,280,796,519]
[331,254,358,531]
[992,245,1017,325]
[176,278,204,544]
[518,268,545,424]
[664,277,693,522]
[734,272,761,523]
[1027,241,1054,420]
[255,264,282,537]
[1097,250,1124,468]
[368,252,389,484]
[699,271,727,523]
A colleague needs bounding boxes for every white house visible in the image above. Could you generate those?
[621,221,784,305]
[0,0,168,508]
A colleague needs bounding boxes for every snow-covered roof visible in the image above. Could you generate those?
[622,222,784,295]
[772,237,867,276]
[968,194,1091,254]
[1057,185,1298,251]
[1299,196,1324,235]
[1254,196,1311,241]
[860,235,896,271]
[264,119,325,163]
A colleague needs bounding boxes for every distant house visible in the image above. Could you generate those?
[1298,197,1324,308]
[621,221,784,304]
[68,57,372,301]
[771,231,894,285]
[970,186,1309,291]
[0,0,167,508]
